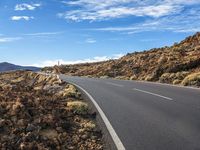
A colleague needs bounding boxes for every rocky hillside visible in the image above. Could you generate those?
[43,32,200,87]
[0,71,103,149]
[0,62,40,72]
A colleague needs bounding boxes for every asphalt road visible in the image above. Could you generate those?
[60,75,200,150]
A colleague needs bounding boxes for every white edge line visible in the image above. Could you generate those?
[60,78,126,150]
[131,80,200,91]
[87,76,200,91]
[134,88,173,101]
[106,82,124,87]
[55,75,200,90]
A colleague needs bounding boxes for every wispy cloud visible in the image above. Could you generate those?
[85,38,96,43]
[0,37,22,43]
[15,3,41,11]
[58,0,200,34]
[58,0,194,21]
[11,16,34,21]
[93,5,200,33]
[31,53,124,67]
[165,0,200,5]
[140,38,159,42]
[58,5,179,21]
[21,32,64,40]
[24,32,64,36]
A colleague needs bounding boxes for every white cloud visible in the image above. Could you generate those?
[24,32,63,36]
[0,37,22,43]
[58,0,199,21]
[140,38,158,42]
[57,0,200,35]
[15,3,41,11]
[165,0,200,5]
[59,5,179,21]
[175,28,200,33]
[11,16,34,21]
[93,6,200,33]
[31,53,124,67]
[21,32,64,40]
[85,38,96,43]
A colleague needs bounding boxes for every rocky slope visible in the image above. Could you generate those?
[0,71,103,150]
[42,32,200,87]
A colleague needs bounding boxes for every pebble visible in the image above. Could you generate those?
[81,134,89,140]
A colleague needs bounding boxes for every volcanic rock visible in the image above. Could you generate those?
[0,71,103,150]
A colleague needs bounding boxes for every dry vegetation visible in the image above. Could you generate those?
[0,71,103,150]
[43,32,200,87]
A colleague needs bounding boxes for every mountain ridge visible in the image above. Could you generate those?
[0,62,40,72]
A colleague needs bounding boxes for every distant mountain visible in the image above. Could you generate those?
[0,62,40,72]
[43,32,200,87]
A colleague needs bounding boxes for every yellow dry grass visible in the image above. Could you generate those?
[67,101,88,115]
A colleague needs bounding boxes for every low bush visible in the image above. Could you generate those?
[181,72,200,86]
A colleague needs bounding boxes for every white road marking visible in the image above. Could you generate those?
[61,79,126,150]
[133,88,173,101]
[132,80,200,91]
[106,82,124,87]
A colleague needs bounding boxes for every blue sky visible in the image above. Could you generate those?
[0,0,200,67]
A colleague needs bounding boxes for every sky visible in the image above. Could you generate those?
[0,0,200,67]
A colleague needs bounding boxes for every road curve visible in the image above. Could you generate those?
[60,75,200,150]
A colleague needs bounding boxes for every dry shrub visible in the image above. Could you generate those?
[67,101,88,115]
[181,72,200,86]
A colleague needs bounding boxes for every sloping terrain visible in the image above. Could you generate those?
[0,62,40,72]
[0,71,103,150]
[43,32,200,87]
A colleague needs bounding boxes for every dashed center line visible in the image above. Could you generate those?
[106,82,124,87]
[133,88,173,101]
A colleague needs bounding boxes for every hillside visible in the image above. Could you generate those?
[0,62,40,72]
[43,32,200,87]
